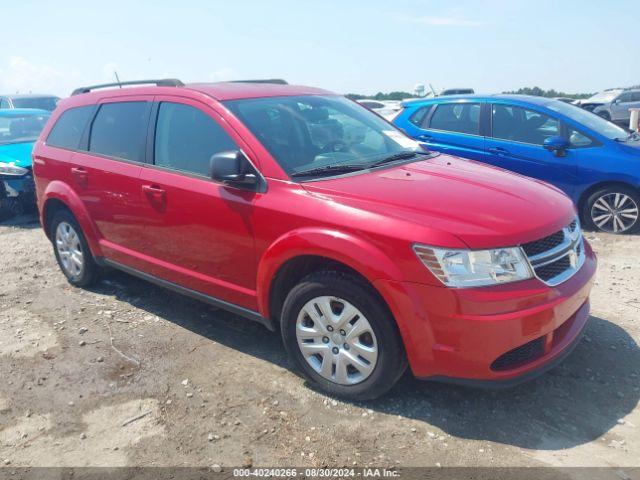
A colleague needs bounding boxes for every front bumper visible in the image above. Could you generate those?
[374,240,597,385]
[0,173,35,213]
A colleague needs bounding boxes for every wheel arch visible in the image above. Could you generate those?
[41,181,102,255]
[577,180,640,215]
[256,228,405,323]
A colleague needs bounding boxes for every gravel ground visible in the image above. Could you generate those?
[0,214,638,470]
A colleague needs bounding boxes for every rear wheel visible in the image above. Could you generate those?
[597,110,611,121]
[583,186,640,234]
[51,210,99,286]
[281,271,407,400]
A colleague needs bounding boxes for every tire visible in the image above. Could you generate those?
[50,209,99,286]
[582,186,640,234]
[281,271,407,400]
[596,110,611,121]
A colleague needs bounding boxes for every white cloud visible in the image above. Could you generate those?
[396,15,482,27]
[0,56,83,97]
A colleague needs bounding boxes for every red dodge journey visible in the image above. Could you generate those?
[32,79,596,399]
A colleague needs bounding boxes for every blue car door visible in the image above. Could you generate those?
[485,103,579,196]
[409,101,486,162]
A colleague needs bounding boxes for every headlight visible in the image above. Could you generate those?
[0,163,29,177]
[413,244,533,288]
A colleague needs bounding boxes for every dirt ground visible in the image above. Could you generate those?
[0,214,638,471]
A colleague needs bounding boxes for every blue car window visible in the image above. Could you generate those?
[492,105,559,145]
[429,103,480,135]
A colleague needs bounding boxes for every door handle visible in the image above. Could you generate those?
[142,184,166,201]
[71,167,88,186]
[488,147,509,156]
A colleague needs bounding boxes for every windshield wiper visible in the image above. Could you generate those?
[290,164,368,178]
[367,150,430,168]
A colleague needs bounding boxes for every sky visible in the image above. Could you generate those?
[2,0,639,98]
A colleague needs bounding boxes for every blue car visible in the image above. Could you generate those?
[393,95,640,234]
[0,109,50,218]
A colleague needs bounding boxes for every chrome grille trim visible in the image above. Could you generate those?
[522,219,585,287]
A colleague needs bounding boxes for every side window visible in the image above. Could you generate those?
[492,104,559,145]
[46,106,94,150]
[409,106,431,127]
[154,102,239,177]
[618,92,633,103]
[89,102,149,162]
[568,128,594,148]
[631,92,640,102]
[428,103,481,135]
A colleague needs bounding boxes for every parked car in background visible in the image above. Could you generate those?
[356,99,401,120]
[580,88,640,124]
[393,94,640,233]
[33,79,595,399]
[0,94,60,112]
[0,109,50,218]
[440,87,474,96]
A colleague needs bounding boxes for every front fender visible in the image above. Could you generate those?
[256,227,405,317]
[42,181,103,256]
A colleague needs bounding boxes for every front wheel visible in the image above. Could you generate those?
[281,271,407,400]
[583,186,640,234]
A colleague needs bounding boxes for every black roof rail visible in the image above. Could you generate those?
[71,78,184,96]
[229,79,288,85]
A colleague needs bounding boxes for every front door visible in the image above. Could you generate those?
[485,103,579,197]
[136,97,260,310]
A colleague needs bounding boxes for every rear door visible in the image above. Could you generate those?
[135,96,260,310]
[485,103,579,196]
[411,101,486,161]
[70,97,152,263]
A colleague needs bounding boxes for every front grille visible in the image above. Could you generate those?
[491,337,545,371]
[522,230,565,257]
[536,256,571,281]
[521,218,585,286]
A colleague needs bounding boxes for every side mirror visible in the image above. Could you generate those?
[543,136,569,157]
[210,150,259,190]
[613,98,621,105]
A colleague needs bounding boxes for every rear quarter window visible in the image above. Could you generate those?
[46,106,94,150]
[409,106,431,127]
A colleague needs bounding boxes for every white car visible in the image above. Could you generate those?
[356,99,402,120]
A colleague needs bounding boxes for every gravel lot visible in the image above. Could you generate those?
[0,214,638,470]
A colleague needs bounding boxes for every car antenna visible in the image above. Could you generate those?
[114,71,122,89]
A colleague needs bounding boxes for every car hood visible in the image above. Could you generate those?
[301,155,576,249]
[0,142,35,168]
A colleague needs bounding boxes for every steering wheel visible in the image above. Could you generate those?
[320,139,347,153]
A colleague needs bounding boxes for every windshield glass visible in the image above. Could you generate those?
[586,90,622,103]
[225,95,424,177]
[547,100,628,140]
[11,97,59,111]
[0,113,50,145]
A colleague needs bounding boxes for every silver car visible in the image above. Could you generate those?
[581,88,640,124]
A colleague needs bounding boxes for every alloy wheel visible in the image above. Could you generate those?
[590,193,639,233]
[55,221,85,278]
[295,296,378,385]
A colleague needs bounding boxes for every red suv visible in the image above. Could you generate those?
[33,79,596,399]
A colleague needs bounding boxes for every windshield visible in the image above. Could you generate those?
[547,100,628,141]
[225,95,425,177]
[11,97,59,111]
[0,113,50,145]
[585,90,622,103]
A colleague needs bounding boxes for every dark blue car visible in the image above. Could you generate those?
[393,95,640,234]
